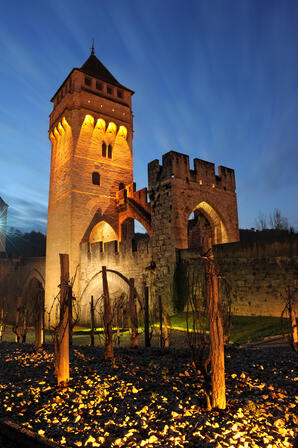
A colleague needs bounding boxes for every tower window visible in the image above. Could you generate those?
[119,183,125,190]
[107,85,113,95]
[102,142,107,157]
[96,81,103,91]
[85,76,92,86]
[108,144,112,159]
[117,89,123,99]
[92,172,100,185]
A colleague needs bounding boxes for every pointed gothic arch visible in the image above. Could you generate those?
[186,200,229,248]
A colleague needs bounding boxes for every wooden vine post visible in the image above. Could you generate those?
[34,289,44,349]
[102,266,114,360]
[14,296,23,343]
[288,287,298,351]
[163,304,169,348]
[158,295,163,348]
[55,254,71,385]
[90,295,95,347]
[203,237,226,410]
[144,285,150,347]
[129,278,138,348]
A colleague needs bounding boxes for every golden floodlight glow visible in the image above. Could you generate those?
[193,201,228,243]
[62,116,70,130]
[118,125,127,139]
[58,122,64,135]
[106,122,117,135]
[83,114,94,127]
[89,221,118,244]
[49,132,55,144]
[54,127,59,139]
[96,118,106,132]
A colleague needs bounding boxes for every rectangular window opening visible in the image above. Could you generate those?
[92,172,100,185]
[108,145,112,159]
[85,76,92,86]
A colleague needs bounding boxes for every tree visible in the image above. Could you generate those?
[255,212,267,231]
[269,208,288,231]
[6,228,46,257]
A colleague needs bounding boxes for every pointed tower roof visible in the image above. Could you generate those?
[80,54,123,88]
[51,48,134,101]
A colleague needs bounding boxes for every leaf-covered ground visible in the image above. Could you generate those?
[0,342,296,447]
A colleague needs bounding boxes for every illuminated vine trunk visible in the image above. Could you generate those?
[55,254,71,384]
[90,295,95,347]
[288,287,298,351]
[102,266,114,360]
[203,238,226,410]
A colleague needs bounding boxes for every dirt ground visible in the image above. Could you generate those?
[0,335,296,448]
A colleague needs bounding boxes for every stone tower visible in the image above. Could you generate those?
[0,197,8,255]
[45,48,134,309]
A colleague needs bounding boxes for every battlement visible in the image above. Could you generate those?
[116,182,149,212]
[148,150,236,192]
[80,237,151,265]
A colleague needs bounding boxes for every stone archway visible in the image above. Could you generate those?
[79,268,142,325]
[185,201,229,249]
[89,221,118,244]
[17,270,45,344]
[21,268,45,297]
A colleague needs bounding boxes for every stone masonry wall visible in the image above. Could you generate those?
[180,234,298,317]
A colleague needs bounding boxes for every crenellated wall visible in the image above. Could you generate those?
[147,151,239,309]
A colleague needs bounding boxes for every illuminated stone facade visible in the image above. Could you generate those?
[45,51,239,320]
[45,52,134,309]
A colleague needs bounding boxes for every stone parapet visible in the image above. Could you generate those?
[148,150,236,192]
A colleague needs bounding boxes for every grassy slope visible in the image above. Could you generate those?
[167,312,288,343]
[2,315,291,345]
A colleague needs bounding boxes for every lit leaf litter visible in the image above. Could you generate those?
[0,342,296,447]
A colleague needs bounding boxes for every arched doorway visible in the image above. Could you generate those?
[19,273,45,344]
[89,220,118,244]
[187,201,228,248]
[79,268,142,327]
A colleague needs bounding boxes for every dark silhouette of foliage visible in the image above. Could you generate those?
[6,228,46,257]
[173,260,188,312]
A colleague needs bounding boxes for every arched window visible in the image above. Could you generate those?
[119,183,125,190]
[92,172,100,185]
[102,142,107,157]
[108,144,112,159]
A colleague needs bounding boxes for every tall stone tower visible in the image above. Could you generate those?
[45,48,134,309]
[0,197,8,255]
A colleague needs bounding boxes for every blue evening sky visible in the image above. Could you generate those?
[0,0,298,233]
